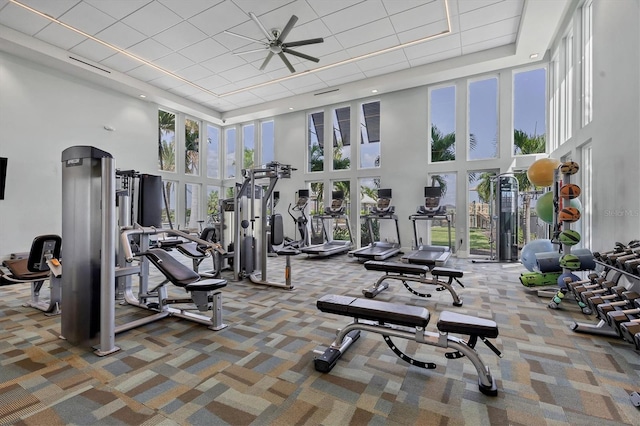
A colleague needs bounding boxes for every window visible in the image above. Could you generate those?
[332,180,351,241]
[206,124,220,179]
[468,170,498,255]
[332,107,350,170]
[581,144,592,248]
[206,185,221,224]
[428,173,456,249]
[430,86,456,162]
[261,120,275,165]
[158,110,176,172]
[308,112,324,172]
[513,68,547,155]
[243,124,255,169]
[550,54,560,150]
[468,77,498,160]
[184,183,200,229]
[185,118,200,176]
[225,128,236,179]
[358,177,380,246]
[562,31,574,142]
[581,0,593,126]
[161,179,176,227]
[360,101,380,168]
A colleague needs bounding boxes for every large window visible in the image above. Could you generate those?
[581,0,593,126]
[581,144,592,249]
[261,120,275,165]
[468,77,498,160]
[158,110,176,172]
[332,180,351,241]
[207,185,221,225]
[428,173,456,249]
[243,124,255,169]
[562,31,574,143]
[185,118,200,176]
[225,128,236,179]
[360,101,380,168]
[161,179,176,227]
[184,183,200,229]
[468,170,498,255]
[308,112,324,172]
[550,54,560,150]
[430,86,456,162]
[206,124,220,179]
[513,68,547,155]
[332,106,350,170]
[359,177,380,246]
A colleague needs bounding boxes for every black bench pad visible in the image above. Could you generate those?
[430,267,464,278]
[146,249,200,287]
[317,294,430,328]
[176,242,207,258]
[185,279,227,292]
[364,261,429,275]
[437,311,498,338]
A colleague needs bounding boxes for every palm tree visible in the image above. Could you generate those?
[243,148,255,169]
[158,111,176,228]
[333,143,350,170]
[184,119,201,229]
[514,129,546,244]
[309,144,324,172]
[430,125,477,196]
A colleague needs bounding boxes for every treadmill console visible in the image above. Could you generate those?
[372,189,394,215]
[418,186,446,216]
[324,191,345,216]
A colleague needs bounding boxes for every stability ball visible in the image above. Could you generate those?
[557,272,581,288]
[536,192,582,224]
[520,239,554,272]
[527,158,561,187]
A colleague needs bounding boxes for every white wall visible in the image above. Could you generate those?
[0,52,158,257]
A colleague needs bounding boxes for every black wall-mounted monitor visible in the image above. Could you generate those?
[377,188,392,198]
[0,157,7,200]
[298,189,310,198]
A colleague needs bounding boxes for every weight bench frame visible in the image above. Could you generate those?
[314,294,501,396]
[362,260,463,306]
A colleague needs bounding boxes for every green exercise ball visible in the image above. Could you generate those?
[536,192,582,224]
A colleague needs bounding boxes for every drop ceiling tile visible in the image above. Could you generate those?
[396,19,451,44]
[259,90,294,102]
[457,0,504,14]
[249,82,292,97]
[0,3,50,35]
[175,64,212,81]
[314,62,362,80]
[289,81,327,94]
[233,0,296,17]
[212,25,261,52]
[459,0,523,31]
[59,2,116,35]
[168,84,202,97]
[284,17,333,43]
[389,1,446,33]
[70,39,117,62]
[180,38,228,62]
[154,21,208,52]
[382,0,435,16]
[218,63,264,82]
[154,52,195,72]
[307,0,364,16]
[128,38,172,61]
[403,33,460,60]
[220,91,262,105]
[187,91,219,103]
[346,34,399,58]
[148,74,184,90]
[122,1,181,37]
[408,46,461,67]
[292,35,342,58]
[460,16,520,46]
[126,65,166,82]
[362,60,409,78]
[235,73,277,89]
[322,0,387,34]
[201,53,247,74]
[99,53,141,73]
[279,73,323,90]
[188,1,249,37]
[158,0,221,19]
[19,0,79,18]
[461,33,515,55]
[85,0,151,20]
[0,0,8,9]
[194,74,232,92]
[355,49,407,72]
[95,22,147,50]
[321,72,367,87]
[34,21,86,50]
[256,1,318,29]
[335,18,395,49]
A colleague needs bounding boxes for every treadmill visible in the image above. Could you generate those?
[350,188,401,261]
[401,186,452,266]
[302,191,353,257]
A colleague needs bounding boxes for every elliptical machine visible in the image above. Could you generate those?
[285,189,310,249]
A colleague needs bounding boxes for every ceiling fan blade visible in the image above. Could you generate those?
[282,47,319,63]
[249,12,274,41]
[283,38,324,48]
[233,47,269,56]
[278,15,298,42]
[224,30,268,46]
[278,52,296,73]
[260,51,275,70]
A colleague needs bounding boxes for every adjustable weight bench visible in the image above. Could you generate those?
[139,248,228,330]
[175,226,225,278]
[314,294,501,396]
[362,260,464,306]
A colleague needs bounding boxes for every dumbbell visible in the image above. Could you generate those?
[593,242,627,261]
[564,273,601,293]
[595,291,639,320]
[624,257,640,273]
[619,319,640,344]
[578,280,619,305]
[606,305,640,336]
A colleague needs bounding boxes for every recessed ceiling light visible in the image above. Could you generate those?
[530,53,539,59]
[289,107,294,110]
[139,94,146,98]
[371,89,378,93]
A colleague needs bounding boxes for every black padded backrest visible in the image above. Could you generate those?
[27,234,62,272]
[270,214,284,246]
[199,227,217,243]
[138,174,163,227]
[145,248,200,287]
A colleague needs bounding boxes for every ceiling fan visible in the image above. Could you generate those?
[224,13,324,73]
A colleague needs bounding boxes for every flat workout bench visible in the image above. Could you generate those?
[314,294,500,396]
[362,260,464,306]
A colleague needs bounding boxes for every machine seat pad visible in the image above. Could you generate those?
[317,294,430,328]
[275,247,301,256]
[437,311,498,338]
[2,258,49,280]
[176,242,207,259]
[185,279,227,292]
[430,267,464,278]
[146,249,200,287]
[364,261,429,276]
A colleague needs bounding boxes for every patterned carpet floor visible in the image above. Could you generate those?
[1,252,639,425]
